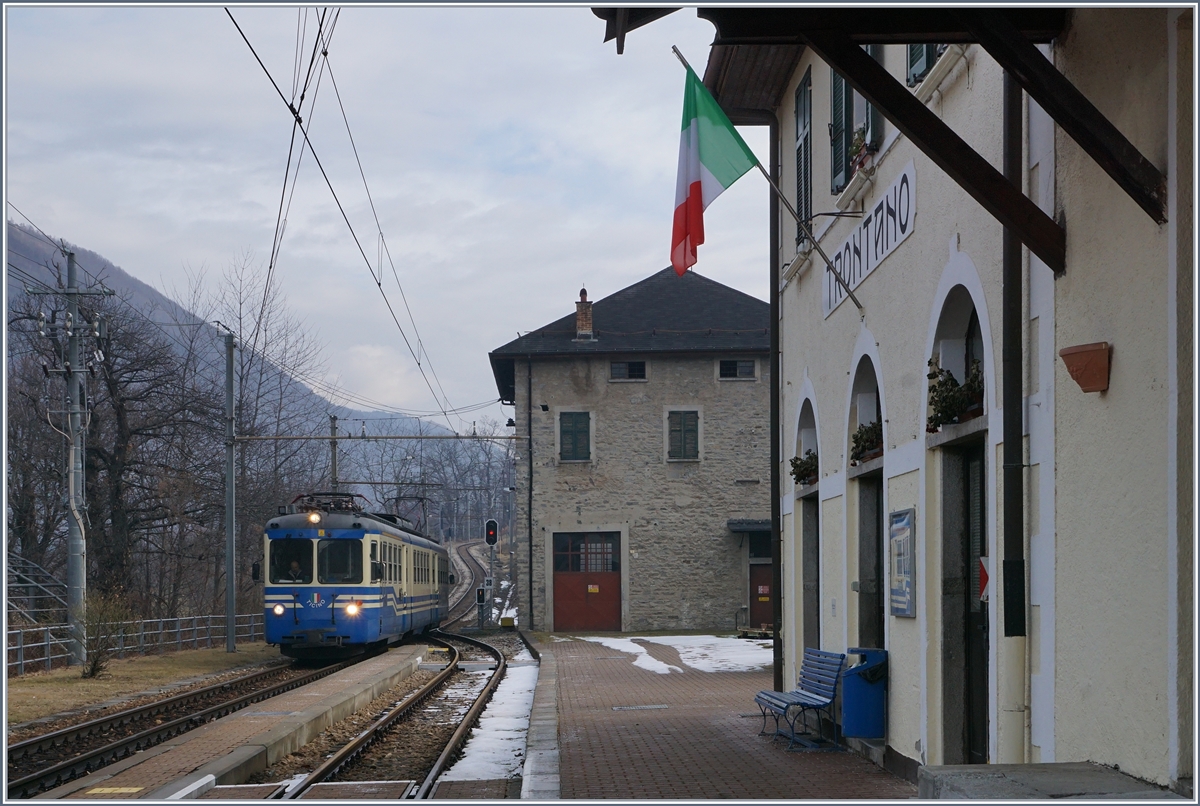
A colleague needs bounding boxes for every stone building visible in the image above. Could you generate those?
[489,267,771,633]
[592,6,1192,793]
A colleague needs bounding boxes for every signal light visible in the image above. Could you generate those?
[484,518,499,546]
[476,587,486,605]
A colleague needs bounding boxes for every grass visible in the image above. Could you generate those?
[6,641,281,726]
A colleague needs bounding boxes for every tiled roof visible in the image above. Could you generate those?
[489,267,768,402]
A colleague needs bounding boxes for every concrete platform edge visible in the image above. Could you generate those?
[138,647,422,800]
[519,633,559,800]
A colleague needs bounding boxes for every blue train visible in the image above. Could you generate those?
[260,492,452,659]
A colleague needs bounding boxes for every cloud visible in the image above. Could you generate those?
[6,6,770,426]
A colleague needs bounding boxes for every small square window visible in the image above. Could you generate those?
[719,359,756,379]
[611,361,646,380]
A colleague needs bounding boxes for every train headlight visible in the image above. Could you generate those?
[272,604,286,616]
[307,512,322,524]
[346,602,360,616]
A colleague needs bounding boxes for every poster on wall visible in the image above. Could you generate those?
[889,508,916,618]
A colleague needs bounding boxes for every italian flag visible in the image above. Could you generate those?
[671,64,759,276]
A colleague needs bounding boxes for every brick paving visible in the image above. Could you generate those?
[432,778,521,798]
[554,637,917,799]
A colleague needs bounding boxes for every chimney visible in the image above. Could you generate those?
[575,288,593,340]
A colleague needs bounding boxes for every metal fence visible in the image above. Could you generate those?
[6,613,265,676]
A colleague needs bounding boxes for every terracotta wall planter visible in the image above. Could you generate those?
[1059,341,1111,392]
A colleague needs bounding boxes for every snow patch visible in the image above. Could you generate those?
[635,635,773,673]
[439,665,539,781]
[576,636,682,674]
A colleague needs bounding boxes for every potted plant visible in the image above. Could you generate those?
[848,125,877,175]
[849,420,883,465]
[926,356,985,432]
[790,449,819,487]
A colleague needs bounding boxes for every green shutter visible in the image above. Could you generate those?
[795,69,812,247]
[683,412,698,459]
[908,43,941,87]
[830,69,846,193]
[560,412,590,461]
[668,411,682,458]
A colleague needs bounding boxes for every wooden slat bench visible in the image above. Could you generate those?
[754,648,846,749]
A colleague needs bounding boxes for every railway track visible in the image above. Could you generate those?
[6,658,358,799]
[278,631,506,799]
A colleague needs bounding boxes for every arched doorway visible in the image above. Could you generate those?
[930,285,989,764]
[796,399,820,650]
[848,357,884,649]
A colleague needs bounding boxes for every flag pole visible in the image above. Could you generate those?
[754,163,864,311]
[671,45,863,312]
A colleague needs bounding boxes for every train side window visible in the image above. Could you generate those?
[270,538,313,583]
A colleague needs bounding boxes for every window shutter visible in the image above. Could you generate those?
[908,43,941,87]
[830,69,847,193]
[683,412,698,459]
[561,412,590,460]
[668,411,682,458]
[795,69,812,247]
[575,413,590,460]
[865,46,882,150]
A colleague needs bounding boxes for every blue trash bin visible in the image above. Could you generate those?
[842,647,887,739]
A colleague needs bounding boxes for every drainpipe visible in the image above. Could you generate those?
[1001,69,1028,764]
[527,357,535,630]
[1002,71,1026,638]
[769,114,783,693]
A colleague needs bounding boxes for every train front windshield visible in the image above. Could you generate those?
[318,539,363,584]
[271,538,314,583]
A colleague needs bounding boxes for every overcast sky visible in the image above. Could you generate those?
[5,5,769,431]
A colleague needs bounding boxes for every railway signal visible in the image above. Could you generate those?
[484,519,498,546]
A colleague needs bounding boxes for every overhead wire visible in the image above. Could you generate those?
[225,8,461,433]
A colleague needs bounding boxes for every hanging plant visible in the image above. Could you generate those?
[790,449,819,486]
[849,420,883,463]
[927,356,985,432]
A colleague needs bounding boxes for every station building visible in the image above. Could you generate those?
[489,268,771,633]
[594,6,1193,794]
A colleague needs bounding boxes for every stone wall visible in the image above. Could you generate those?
[514,353,770,632]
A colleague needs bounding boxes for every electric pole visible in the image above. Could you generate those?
[330,414,339,493]
[27,250,113,666]
[225,330,237,652]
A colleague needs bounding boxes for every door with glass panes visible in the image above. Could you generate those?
[552,532,620,631]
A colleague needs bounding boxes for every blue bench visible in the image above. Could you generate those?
[754,648,846,749]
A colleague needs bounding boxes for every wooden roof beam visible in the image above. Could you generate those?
[955,9,1167,224]
[801,26,1066,273]
[698,8,1066,46]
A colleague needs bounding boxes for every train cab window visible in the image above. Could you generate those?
[270,538,313,584]
[318,539,363,584]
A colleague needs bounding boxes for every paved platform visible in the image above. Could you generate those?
[35,645,425,800]
[919,761,1185,799]
[533,635,917,800]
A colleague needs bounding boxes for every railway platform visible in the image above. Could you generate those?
[527,634,918,800]
[34,645,425,800]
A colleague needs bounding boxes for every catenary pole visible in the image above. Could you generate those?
[225,331,237,652]
[65,251,86,666]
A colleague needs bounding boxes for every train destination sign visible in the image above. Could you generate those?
[824,160,917,317]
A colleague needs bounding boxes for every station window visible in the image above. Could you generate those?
[553,532,620,573]
[668,410,699,460]
[560,411,591,461]
[719,359,756,379]
[610,360,646,380]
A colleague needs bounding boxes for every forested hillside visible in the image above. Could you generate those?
[7,222,512,620]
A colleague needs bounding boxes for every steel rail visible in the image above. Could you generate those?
[7,659,355,799]
[7,662,291,763]
[412,631,507,799]
[445,543,489,627]
[279,637,461,799]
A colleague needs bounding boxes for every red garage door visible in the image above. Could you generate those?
[553,532,620,631]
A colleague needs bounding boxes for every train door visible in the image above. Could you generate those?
[370,539,384,638]
[552,532,620,631]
